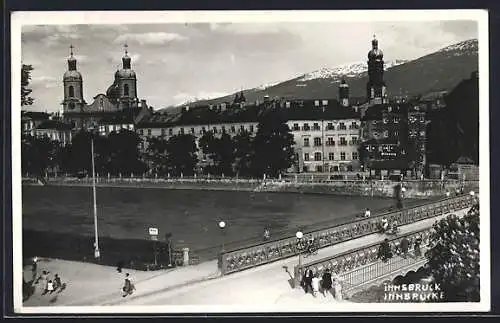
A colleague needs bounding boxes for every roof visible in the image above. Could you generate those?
[361,101,411,121]
[137,99,360,128]
[21,111,51,121]
[99,108,142,124]
[35,120,73,131]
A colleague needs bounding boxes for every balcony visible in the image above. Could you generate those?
[349,125,360,130]
[349,141,358,146]
[339,141,348,146]
[302,127,311,131]
[337,126,347,131]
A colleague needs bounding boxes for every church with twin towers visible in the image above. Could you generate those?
[61,44,151,132]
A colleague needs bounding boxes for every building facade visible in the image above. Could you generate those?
[61,45,151,131]
[136,92,361,174]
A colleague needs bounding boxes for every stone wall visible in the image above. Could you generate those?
[256,179,479,199]
[25,177,479,199]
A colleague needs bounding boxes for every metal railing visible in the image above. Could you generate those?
[220,194,475,275]
[292,226,433,290]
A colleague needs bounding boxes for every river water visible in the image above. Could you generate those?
[22,185,407,254]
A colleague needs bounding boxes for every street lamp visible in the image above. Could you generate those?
[218,220,227,275]
[90,129,100,259]
[218,220,226,252]
[296,231,306,268]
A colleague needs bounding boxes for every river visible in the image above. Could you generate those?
[22,185,410,254]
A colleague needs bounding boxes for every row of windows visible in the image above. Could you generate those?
[303,152,358,161]
[303,136,358,147]
[140,124,256,137]
[291,121,359,131]
[304,165,355,173]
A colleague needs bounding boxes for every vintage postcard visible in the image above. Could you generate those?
[11,9,490,314]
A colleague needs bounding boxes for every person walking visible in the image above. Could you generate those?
[332,272,344,301]
[377,238,393,263]
[302,269,313,294]
[311,273,320,298]
[400,237,410,259]
[321,269,333,297]
[364,208,371,218]
[263,228,271,241]
[414,236,422,258]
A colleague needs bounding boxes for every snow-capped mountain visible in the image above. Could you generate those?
[439,38,478,54]
[185,39,478,107]
[298,60,408,82]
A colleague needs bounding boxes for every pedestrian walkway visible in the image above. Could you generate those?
[22,258,219,307]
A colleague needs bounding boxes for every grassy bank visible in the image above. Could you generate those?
[23,229,178,271]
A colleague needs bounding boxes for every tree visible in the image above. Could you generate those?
[145,137,169,176]
[165,134,198,176]
[198,131,217,174]
[425,209,480,302]
[212,133,235,176]
[251,108,295,178]
[21,135,58,177]
[21,64,34,106]
[107,130,146,176]
[233,131,254,177]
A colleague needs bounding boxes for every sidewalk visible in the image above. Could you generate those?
[22,258,219,307]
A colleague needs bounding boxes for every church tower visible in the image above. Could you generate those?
[338,79,350,107]
[366,36,387,104]
[62,45,85,112]
[114,44,138,109]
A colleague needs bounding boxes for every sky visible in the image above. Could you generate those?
[20,18,478,112]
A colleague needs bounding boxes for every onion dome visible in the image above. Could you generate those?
[368,36,384,60]
[115,44,136,79]
[63,44,82,80]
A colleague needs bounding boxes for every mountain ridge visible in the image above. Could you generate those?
[172,38,478,108]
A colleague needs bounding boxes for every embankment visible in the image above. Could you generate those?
[23,177,479,199]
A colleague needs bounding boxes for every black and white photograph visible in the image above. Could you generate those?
[11,10,490,313]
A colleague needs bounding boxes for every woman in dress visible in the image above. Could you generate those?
[321,269,333,297]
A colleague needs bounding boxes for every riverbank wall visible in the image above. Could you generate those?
[22,177,479,199]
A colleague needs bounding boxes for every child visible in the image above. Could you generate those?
[311,273,320,298]
[47,280,55,294]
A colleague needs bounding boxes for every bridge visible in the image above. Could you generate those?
[107,194,475,306]
[23,194,476,308]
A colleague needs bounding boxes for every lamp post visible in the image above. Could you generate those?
[296,231,306,268]
[90,130,100,259]
[218,220,226,275]
[218,220,226,252]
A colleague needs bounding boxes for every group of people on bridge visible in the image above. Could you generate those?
[301,268,343,300]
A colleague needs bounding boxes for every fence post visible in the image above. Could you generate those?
[182,247,190,266]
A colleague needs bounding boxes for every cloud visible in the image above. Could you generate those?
[114,32,187,45]
[31,75,60,89]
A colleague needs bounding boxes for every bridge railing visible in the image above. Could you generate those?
[292,226,434,290]
[220,194,475,275]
